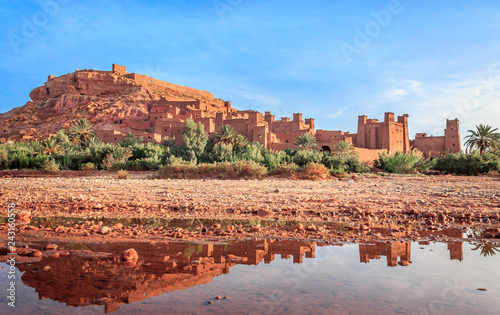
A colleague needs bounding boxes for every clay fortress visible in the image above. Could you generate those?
[0,64,461,161]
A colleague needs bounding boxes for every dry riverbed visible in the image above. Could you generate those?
[1,172,500,251]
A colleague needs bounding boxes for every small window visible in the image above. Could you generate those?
[285,140,288,143]
[453,144,456,146]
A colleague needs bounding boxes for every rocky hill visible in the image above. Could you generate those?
[0,64,233,142]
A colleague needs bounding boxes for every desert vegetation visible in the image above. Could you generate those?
[0,119,367,179]
[0,120,499,177]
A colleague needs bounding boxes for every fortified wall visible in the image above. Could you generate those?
[411,119,461,158]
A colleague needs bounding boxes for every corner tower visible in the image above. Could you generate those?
[444,119,461,153]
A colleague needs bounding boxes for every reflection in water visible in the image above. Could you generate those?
[359,242,411,267]
[471,243,500,257]
[16,240,315,313]
[4,234,499,314]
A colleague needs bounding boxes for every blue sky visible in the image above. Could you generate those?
[1,0,500,142]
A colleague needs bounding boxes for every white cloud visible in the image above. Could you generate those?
[238,90,288,117]
[328,107,346,119]
[404,79,424,95]
[378,79,425,102]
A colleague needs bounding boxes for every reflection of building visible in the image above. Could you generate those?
[418,228,464,261]
[447,242,463,261]
[359,242,411,267]
[17,239,315,313]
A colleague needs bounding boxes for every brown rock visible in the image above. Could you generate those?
[15,210,32,223]
[306,224,318,231]
[98,226,111,235]
[54,226,66,233]
[397,260,410,266]
[31,250,43,257]
[257,208,274,217]
[0,246,16,255]
[249,225,261,232]
[112,223,123,230]
[41,266,51,271]
[359,224,370,231]
[121,249,138,261]
[43,243,58,250]
[295,223,304,231]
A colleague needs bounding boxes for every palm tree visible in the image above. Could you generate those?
[216,125,237,145]
[70,119,97,145]
[39,138,65,155]
[332,140,357,158]
[233,134,249,151]
[295,133,317,150]
[464,124,499,155]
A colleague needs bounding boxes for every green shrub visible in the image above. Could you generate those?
[155,160,267,179]
[292,149,322,167]
[375,151,425,174]
[207,143,234,163]
[79,162,97,171]
[262,150,291,169]
[41,159,60,172]
[124,156,162,171]
[0,145,10,169]
[117,169,129,179]
[300,162,330,180]
[433,152,500,175]
[239,142,264,163]
[224,160,267,179]
[269,163,299,178]
[321,153,368,174]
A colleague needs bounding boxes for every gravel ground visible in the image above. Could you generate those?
[1,173,499,244]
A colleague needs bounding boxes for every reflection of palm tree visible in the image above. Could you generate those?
[472,243,500,257]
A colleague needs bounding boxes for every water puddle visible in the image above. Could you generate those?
[1,238,499,314]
